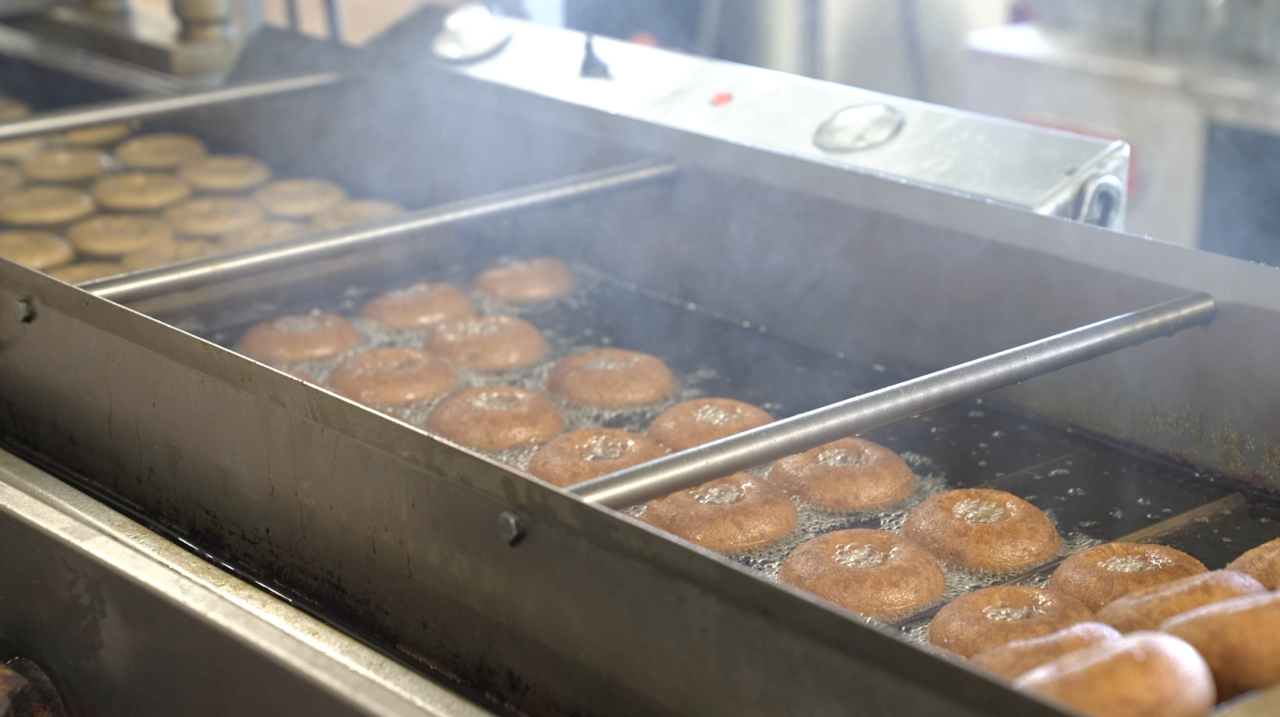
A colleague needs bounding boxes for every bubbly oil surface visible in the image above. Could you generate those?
[202,258,1279,648]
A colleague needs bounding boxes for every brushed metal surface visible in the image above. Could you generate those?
[422,16,1127,221]
[0,71,341,140]
[0,448,495,717]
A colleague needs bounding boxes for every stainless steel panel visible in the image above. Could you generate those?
[421,17,1128,225]
[0,448,495,717]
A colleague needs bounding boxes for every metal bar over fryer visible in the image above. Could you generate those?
[83,158,679,303]
[571,292,1217,508]
[0,73,343,141]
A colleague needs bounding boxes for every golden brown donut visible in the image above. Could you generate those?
[119,238,220,270]
[0,164,23,196]
[779,528,945,622]
[47,262,123,283]
[0,100,37,159]
[67,215,173,257]
[59,122,132,146]
[309,199,404,230]
[0,137,43,161]
[0,97,29,119]
[177,155,272,192]
[362,282,473,330]
[547,347,675,407]
[252,178,346,218]
[115,133,206,169]
[220,220,307,250]
[163,196,265,237]
[1161,591,1280,701]
[425,314,548,371]
[970,622,1121,681]
[474,256,576,302]
[91,171,192,211]
[20,147,109,182]
[647,398,773,452]
[640,473,797,554]
[1050,542,1208,612]
[0,230,73,270]
[236,314,360,363]
[902,488,1060,573]
[1094,569,1265,633]
[426,386,564,451]
[527,428,667,487]
[1226,536,1280,589]
[927,585,1094,658]
[767,437,916,512]
[1015,631,1216,717]
[0,186,94,226]
[328,348,457,408]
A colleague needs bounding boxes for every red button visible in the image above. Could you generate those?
[711,92,733,107]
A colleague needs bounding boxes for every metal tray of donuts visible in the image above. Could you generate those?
[4,17,1280,717]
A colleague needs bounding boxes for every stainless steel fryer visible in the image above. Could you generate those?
[1,11,1280,717]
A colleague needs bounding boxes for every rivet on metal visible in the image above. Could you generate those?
[11,298,34,323]
[498,511,526,546]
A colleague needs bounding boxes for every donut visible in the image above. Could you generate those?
[0,186,94,226]
[0,165,23,196]
[647,398,772,452]
[0,230,73,270]
[1095,569,1265,633]
[47,262,123,283]
[0,137,43,161]
[927,585,1094,657]
[59,122,132,146]
[177,155,272,192]
[120,238,220,271]
[236,314,360,363]
[767,437,916,512]
[220,220,307,250]
[163,196,265,237]
[67,215,173,257]
[1050,542,1207,612]
[115,133,207,169]
[474,256,576,302]
[362,282,473,330]
[970,622,1121,681]
[547,347,675,407]
[902,488,1060,573]
[252,178,346,218]
[310,199,404,230]
[779,528,945,621]
[19,147,109,182]
[328,348,457,408]
[426,386,564,451]
[1015,632,1216,717]
[91,171,192,211]
[425,314,548,371]
[0,97,29,119]
[1226,536,1280,589]
[1162,591,1280,700]
[527,428,667,487]
[640,473,797,553]
[0,100,37,160]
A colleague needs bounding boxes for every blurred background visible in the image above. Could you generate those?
[78,0,1280,264]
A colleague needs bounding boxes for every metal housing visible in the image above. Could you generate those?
[0,14,1278,717]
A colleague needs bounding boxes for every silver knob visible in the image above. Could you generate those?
[814,103,905,153]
